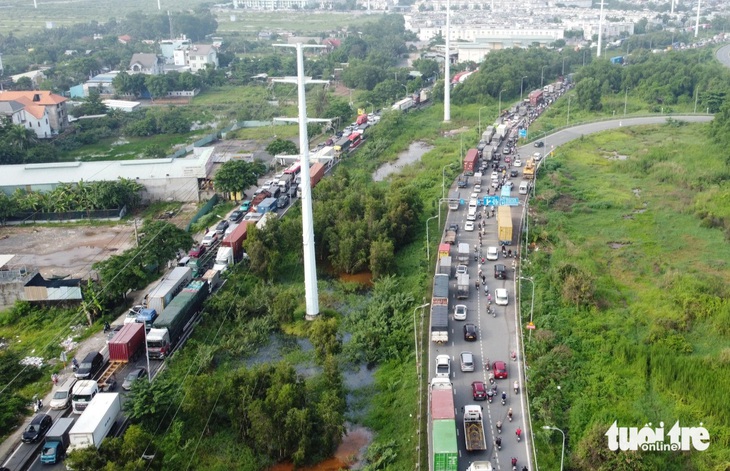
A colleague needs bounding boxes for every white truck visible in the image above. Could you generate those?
[68,393,121,452]
[146,266,192,313]
[457,243,470,265]
[466,462,493,471]
[213,246,234,272]
[71,380,99,414]
[463,404,487,451]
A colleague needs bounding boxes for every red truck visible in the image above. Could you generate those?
[463,149,478,175]
[108,323,145,362]
[251,190,271,209]
[529,89,544,106]
[310,162,326,188]
[221,221,252,261]
[356,114,368,125]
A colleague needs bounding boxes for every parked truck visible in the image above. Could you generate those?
[40,417,74,464]
[431,274,449,343]
[457,243,470,265]
[147,281,208,359]
[297,162,326,198]
[146,267,192,314]
[98,322,145,390]
[497,206,513,245]
[463,405,487,451]
[431,378,458,471]
[463,149,478,175]
[213,221,252,272]
[68,393,121,452]
[457,274,470,299]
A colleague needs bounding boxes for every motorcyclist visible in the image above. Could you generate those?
[507,408,513,421]
[514,380,519,393]
[495,436,502,449]
[501,391,507,401]
[496,420,503,433]
[516,427,522,440]
[512,457,518,467]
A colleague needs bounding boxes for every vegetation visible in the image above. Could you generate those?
[526,122,730,470]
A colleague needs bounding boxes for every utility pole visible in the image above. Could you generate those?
[273,43,329,320]
[444,0,451,122]
[597,0,605,58]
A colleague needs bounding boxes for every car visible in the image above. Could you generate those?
[228,210,244,223]
[504,156,511,164]
[460,351,475,372]
[493,361,508,379]
[448,223,459,233]
[454,304,467,321]
[472,381,487,401]
[470,192,479,201]
[456,264,468,276]
[486,246,499,261]
[435,355,451,378]
[510,169,519,178]
[214,220,229,235]
[502,147,511,154]
[490,171,499,181]
[464,323,478,341]
[243,212,262,222]
[513,159,522,167]
[240,200,251,212]
[498,165,507,172]
[494,264,507,279]
[504,181,513,189]
[188,244,206,258]
[534,140,544,147]
[495,288,509,305]
[533,152,542,161]
[201,232,218,247]
[122,367,147,391]
[466,212,476,222]
[465,221,475,232]
[21,413,52,443]
[474,184,482,193]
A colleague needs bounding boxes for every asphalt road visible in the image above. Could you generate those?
[430,113,714,471]
[716,43,730,69]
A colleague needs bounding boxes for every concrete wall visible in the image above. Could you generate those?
[0,282,25,308]
[140,177,200,203]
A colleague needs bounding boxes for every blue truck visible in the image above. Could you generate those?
[40,417,74,464]
[257,197,278,214]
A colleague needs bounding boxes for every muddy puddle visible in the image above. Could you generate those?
[269,425,373,471]
[372,142,434,182]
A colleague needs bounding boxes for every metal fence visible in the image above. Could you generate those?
[4,206,127,224]
[186,194,219,232]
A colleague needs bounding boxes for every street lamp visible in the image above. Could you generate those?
[566,95,572,125]
[520,76,528,102]
[426,215,439,262]
[478,106,489,134]
[442,163,455,200]
[540,65,548,88]
[519,276,535,340]
[624,88,629,116]
[498,88,507,119]
[562,57,567,75]
[543,425,566,471]
[413,303,430,373]
[693,87,699,113]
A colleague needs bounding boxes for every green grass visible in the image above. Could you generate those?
[526,121,730,470]
[215,11,377,35]
[63,132,206,161]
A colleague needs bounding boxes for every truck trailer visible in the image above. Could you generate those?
[457,243,470,265]
[108,322,145,363]
[147,281,208,359]
[439,256,452,277]
[214,221,252,271]
[457,274,470,299]
[466,462,493,471]
[40,417,74,464]
[430,304,448,344]
[68,393,121,452]
[146,267,192,314]
[297,162,326,198]
[463,149,478,175]
[463,405,487,451]
[430,378,458,471]
[497,206,513,245]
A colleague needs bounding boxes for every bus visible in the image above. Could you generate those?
[284,162,301,175]
[348,132,363,150]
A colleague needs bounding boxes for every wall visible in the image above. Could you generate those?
[140,177,200,203]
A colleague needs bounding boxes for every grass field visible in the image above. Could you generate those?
[526,121,730,470]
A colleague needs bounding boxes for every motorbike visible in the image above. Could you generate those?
[495,438,502,450]
[508,408,513,422]
[516,428,522,442]
[501,392,507,405]
[514,381,519,394]
[512,458,518,471]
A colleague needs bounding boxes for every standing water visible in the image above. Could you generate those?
[268,425,373,471]
[372,142,434,182]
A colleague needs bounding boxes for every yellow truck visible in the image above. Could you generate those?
[523,158,536,180]
[497,206,513,245]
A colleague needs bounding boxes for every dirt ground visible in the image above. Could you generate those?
[0,225,138,279]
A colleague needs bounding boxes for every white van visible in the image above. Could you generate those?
[519,181,529,195]
[71,380,99,414]
[467,206,477,221]
[50,376,77,410]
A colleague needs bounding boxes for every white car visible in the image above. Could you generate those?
[486,246,499,261]
[470,192,480,201]
[465,221,475,231]
[490,171,499,181]
[436,355,451,378]
[474,184,482,193]
[495,288,509,305]
[454,304,467,321]
[456,264,468,275]
[513,159,522,167]
[533,152,542,161]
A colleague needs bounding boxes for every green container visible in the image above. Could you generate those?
[433,419,458,471]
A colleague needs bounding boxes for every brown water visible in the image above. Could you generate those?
[372,141,435,181]
[268,426,373,471]
[338,271,373,286]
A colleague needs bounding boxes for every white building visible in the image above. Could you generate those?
[129,53,164,75]
[172,45,218,73]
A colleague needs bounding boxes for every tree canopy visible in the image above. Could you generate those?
[214,160,267,195]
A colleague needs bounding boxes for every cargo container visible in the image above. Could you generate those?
[108,323,144,363]
[439,256,452,277]
[433,274,449,302]
[221,220,252,263]
[529,89,544,106]
[463,149,478,175]
[68,393,121,452]
[457,274,469,299]
[430,378,455,420]
[497,206,513,245]
[40,417,75,464]
[257,197,278,214]
[147,281,208,359]
[433,418,458,471]
[146,267,192,314]
[430,304,449,343]
[391,97,414,111]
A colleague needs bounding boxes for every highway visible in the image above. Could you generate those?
[429,112,713,471]
[715,43,730,69]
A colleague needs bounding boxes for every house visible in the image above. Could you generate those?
[129,53,164,75]
[24,273,83,303]
[160,37,191,64]
[172,44,218,73]
[118,34,132,44]
[0,91,68,137]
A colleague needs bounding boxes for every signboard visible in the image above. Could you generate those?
[519,129,527,138]
[526,322,536,330]
[483,196,521,206]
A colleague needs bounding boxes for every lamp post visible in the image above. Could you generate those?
[426,215,439,262]
[519,276,535,340]
[693,87,699,113]
[413,303,430,373]
[498,88,506,119]
[624,88,629,116]
[566,95,572,125]
[562,57,567,75]
[413,301,430,471]
[540,65,548,88]
[442,163,455,200]
[478,106,489,134]
[520,76,528,102]
[543,425,566,471]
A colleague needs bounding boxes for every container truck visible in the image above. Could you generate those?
[431,304,448,343]
[463,405,487,451]
[497,206,513,245]
[457,243,470,265]
[98,322,145,390]
[466,462,493,471]
[496,124,508,139]
[297,162,326,198]
[433,419,458,471]
[482,125,495,144]
[214,221,252,271]
[146,267,192,314]
[40,417,74,464]
[71,380,98,414]
[67,393,121,452]
[391,97,414,111]
[147,281,208,359]
[439,256,452,277]
[463,149,478,175]
[457,274,470,299]
[529,89,544,106]
[257,197,278,214]
[431,378,455,420]
[213,247,234,272]
[433,274,449,302]
[448,191,460,210]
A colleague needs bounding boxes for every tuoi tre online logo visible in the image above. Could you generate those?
[606,421,710,452]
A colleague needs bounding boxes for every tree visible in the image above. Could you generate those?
[14,77,33,90]
[145,75,169,99]
[265,138,298,156]
[575,77,602,111]
[214,160,267,195]
[71,91,109,117]
[412,58,440,80]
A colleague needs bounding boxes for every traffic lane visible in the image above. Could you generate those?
[1,405,69,471]
[716,44,730,68]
